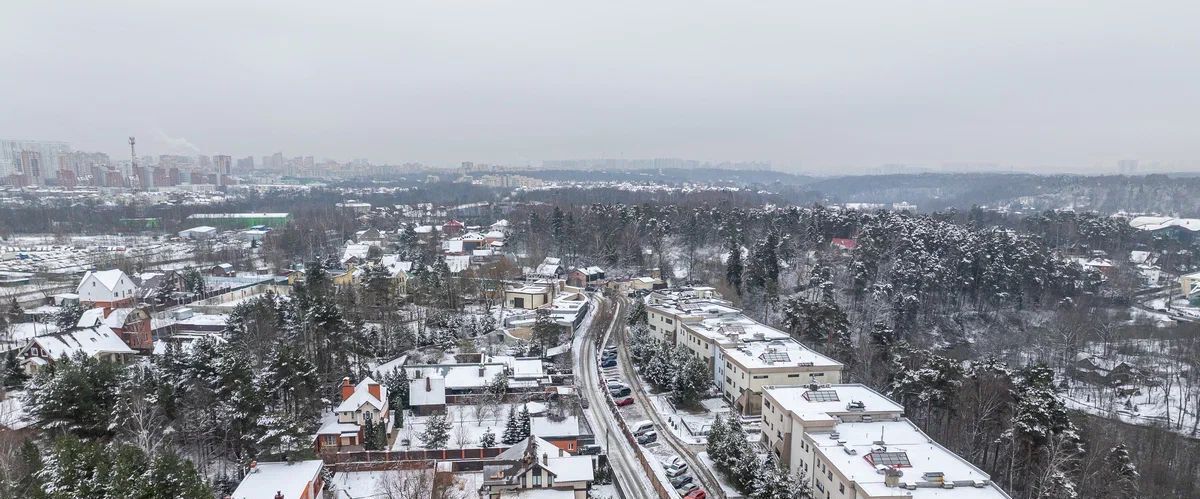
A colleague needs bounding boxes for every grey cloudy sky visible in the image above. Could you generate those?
[3,1,1199,173]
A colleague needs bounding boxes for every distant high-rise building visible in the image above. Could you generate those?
[19,151,42,180]
[0,139,69,183]
[236,156,254,172]
[57,169,78,188]
[214,155,232,187]
[198,155,211,168]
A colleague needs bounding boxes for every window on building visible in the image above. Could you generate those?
[839,483,845,493]
[753,375,768,379]
[787,373,800,378]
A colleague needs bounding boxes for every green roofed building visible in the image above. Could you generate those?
[185,212,290,229]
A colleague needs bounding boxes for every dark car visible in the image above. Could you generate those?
[670,474,693,489]
[600,359,617,368]
[610,386,631,397]
[578,444,602,455]
[637,431,657,444]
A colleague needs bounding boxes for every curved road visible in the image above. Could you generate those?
[574,295,656,499]
[613,297,725,499]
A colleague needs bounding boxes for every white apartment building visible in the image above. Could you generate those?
[644,287,843,415]
[762,384,1010,499]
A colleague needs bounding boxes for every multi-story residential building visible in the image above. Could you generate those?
[644,287,843,415]
[0,139,70,184]
[761,384,1010,499]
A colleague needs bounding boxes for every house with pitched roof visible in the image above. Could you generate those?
[315,377,393,452]
[20,325,137,374]
[481,435,593,499]
[76,269,136,308]
[76,306,153,351]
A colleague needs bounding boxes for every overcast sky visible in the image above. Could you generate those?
[3,1,1199,173]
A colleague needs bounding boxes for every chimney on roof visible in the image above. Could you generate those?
[559,448,564,457]
[275,492,284,499]
[368,380,382,401]
[425,376,432,392]
[478,364,485,377]
[340,377,354,401]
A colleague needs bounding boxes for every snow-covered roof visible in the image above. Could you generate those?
[406,364,506,390]
[316,412,362,436]
[490,356,544,379]
[531,416,580,438]
[230,460,324,499]
[29,325,136,360]
[485,230,506,239]
[335,377,388,413]
[443,239,465,253]
[809,420,1006,498]
[409,375,447,406]
[446,255,471,273]
[1130,216,1200,232]
[763,384,904,423]
[78,269,129,292]
[342,243,372,263]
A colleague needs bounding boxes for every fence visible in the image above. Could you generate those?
[319,446,509,472]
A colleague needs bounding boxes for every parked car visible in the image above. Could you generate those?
[615,397,634,407]
[631,420,655,435]
[603,345,618,354]
[664,458,688,475]
[580,398,589,409]
[607,381,627,390]
[637,431,658,444]
[600,359,617,368]
[676,483,699,495]
[670,474,693,489]
[665,465,689,478]
[578,444,602,455]
[684,489,706,499]
[610,386,631,398]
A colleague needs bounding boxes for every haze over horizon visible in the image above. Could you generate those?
[4,1,1199,173]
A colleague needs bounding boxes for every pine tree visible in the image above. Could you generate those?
[1105,444,1139,498]
[52,301,85,330]
[725,231,744,296]
[518,405,532,441]
[480,428,497,448]
[706,414,729,465]
[627,300,647,326]
[421,414,451,449]
[670,349,711,405]
[532,308,560,353]
[502,408,521,445]
[363,417,382,450]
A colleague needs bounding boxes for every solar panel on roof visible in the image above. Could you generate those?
[803,390,840,402]
[869,451,911,467]
[759,351,791,363]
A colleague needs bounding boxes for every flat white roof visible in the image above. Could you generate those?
[231,460,323,499]
[723,335,843,369]
[764,384,904,422]
[809,420,1008,498]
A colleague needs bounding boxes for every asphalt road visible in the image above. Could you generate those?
[574,295,657,499]
[613,296,726,499]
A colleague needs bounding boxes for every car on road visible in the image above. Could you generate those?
[665,464,688,478]
[615,397,634,407]
[670,474,693,489]
[684,489,706,499]
[676,483,699,495]
[637,431,657,444]
[578,444,602,455]
[600,359,617,368]
[609,386,631,397]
